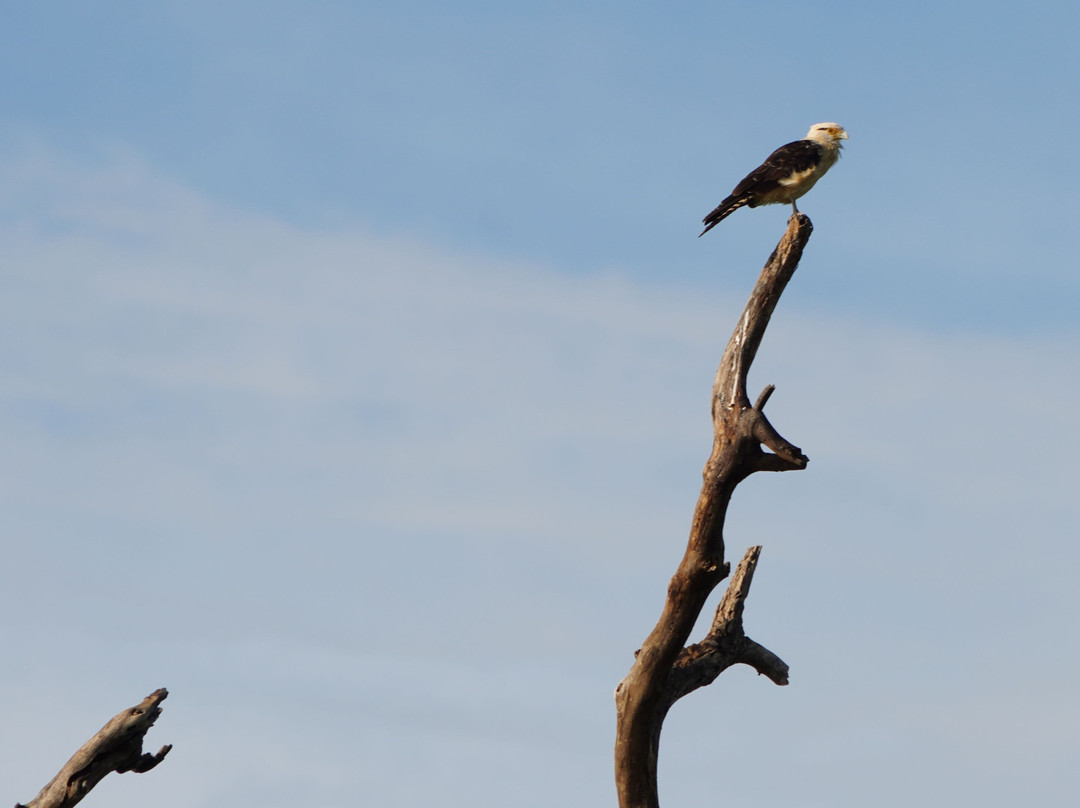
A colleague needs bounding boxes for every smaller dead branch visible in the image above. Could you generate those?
[16,688,172,808]
[666,545,790,708]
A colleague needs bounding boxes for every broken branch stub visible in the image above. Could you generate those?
[16,688,172,808]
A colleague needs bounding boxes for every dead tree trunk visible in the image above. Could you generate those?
[614,214,813,808]
[16,688,172,808]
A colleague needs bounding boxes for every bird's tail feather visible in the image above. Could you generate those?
[698,196,747,237]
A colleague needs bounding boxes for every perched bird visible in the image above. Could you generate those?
[699,122,848,236]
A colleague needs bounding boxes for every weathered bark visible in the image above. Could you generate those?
[16,688,172,808]
[614,214,812,808]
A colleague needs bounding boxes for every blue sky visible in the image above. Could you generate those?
[1,3,1078,807]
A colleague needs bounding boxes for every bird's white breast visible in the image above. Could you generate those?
[778,144,840,199]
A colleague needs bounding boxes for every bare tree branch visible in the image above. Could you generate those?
[667,546,790,705]
[16,689,172,808]
[614,214,812,808]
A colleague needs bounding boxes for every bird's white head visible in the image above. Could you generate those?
[805,122,848,148]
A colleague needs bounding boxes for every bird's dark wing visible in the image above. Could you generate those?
[699,139,824,236]
[728,139,822,203]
